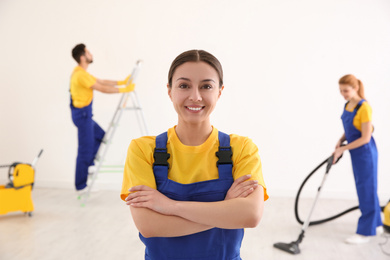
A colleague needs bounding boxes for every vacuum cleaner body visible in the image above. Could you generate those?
[384,200,390,233]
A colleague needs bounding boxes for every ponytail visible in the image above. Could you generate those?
[339,74,366,99]
[357,79,366,100]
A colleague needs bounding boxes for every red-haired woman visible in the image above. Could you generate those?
[333,74,382,244]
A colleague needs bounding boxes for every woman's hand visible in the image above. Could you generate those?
[125,185,176,216]
[225,174,258,200]
[336,134,346,149]
[333,146,345,164]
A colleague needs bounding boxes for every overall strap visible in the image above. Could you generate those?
[355,99,365,112]
[153,132,170,179]
[152,131,233,180]
[344,100,364,112]
[216,131,233,178]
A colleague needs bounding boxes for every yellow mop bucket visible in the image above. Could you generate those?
[0,150,43,216]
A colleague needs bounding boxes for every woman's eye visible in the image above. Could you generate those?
[179,84,188,89]
[202,84,212,89]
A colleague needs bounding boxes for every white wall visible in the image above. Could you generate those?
[0,0,389,201]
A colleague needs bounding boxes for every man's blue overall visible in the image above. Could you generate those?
[341,99,382,235]
[70,99,105,190]
[140,131,243,260]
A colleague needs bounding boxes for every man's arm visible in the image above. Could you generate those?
[91,80,120,93]
[91,79,135,94]
[96,79,118,86]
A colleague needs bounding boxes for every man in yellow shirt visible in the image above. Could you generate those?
[70,43,134,195]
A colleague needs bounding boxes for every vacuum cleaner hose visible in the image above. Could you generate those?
[294,155,360,226]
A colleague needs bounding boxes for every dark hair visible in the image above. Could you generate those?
[72,43,86,63]
[339,74,365,99]
[168,50,223,88]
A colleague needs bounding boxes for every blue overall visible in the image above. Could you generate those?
[140,131,243,260]
[70,98,105,190]
[341,99,382,236]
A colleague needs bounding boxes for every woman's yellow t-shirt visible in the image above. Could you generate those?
[121,127,268,201]
[346,101,373,131]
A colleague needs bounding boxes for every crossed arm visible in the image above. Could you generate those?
[125,175,264,238]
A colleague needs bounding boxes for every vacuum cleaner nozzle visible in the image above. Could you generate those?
[273,231,305,255]
[273,241,300,255]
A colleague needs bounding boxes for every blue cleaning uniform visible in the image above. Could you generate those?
[70,99,105,190]
[341,99,382,236]
[140,131,243,260]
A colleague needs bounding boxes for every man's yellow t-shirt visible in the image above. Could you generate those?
[70,66,96,108]
[121,126,268,201]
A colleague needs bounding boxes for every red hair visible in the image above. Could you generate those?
[339,74,365,99]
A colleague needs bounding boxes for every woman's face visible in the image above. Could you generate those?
[339,84,357,101]
[168,61,223,125]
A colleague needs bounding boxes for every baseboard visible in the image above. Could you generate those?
[3,177,388,202]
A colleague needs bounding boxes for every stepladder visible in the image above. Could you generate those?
[80,60,148,205]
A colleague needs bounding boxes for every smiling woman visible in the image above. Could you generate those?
[120,50,268,260]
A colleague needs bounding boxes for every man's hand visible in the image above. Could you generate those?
[119,82,135,93]
[117,74,131,85]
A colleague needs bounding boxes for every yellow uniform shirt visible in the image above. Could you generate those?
[346,101,373,131]
[121,126,268,201]
[70,66,97,108]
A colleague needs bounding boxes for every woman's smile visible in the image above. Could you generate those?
[186,106,204,112]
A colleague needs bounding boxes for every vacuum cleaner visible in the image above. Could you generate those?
[385,201,390,233]
[273,153,390,255]
[381,201,390,256]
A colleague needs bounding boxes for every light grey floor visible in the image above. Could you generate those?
[0,188,389,260]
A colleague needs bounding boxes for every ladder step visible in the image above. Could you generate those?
[98,165,124,173]
[123,107,142,111]
[101,139,112,145]
[98,170,124,173]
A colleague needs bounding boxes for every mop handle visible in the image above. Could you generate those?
[31,149,44,167]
